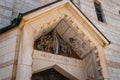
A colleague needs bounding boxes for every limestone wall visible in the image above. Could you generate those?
[79,0,120,80]
[0,0,120,80]
[11,0,56,20]
[0,0,56,28]
[0,0,14,28]
[0,28,17,80]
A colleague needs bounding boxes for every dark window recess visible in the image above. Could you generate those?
[32,68,69,80]
[94,2,104,22]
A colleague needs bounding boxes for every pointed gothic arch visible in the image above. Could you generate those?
[16,0,110,80]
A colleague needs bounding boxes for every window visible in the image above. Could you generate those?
[94,0,105,22]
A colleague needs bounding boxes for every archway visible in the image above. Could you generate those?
[32,68,69,80]
[16,1,110,80]
[32,20,103,80]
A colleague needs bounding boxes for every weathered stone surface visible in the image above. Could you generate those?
[0,0,120,80]
[0,65,13,80]
[0,0,14,28]
[0,29,17,80]
[33,50,84,80]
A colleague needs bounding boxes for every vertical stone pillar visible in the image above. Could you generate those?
[16,25,34,80]
[97,45,110,80]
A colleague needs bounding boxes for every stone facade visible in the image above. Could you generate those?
[0,28,17,80]
[0,0,14,28]
[0,0,120,80]
[81,0,120,80]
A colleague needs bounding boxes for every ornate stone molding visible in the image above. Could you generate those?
[16,0,110,80]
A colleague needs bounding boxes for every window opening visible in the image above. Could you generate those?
[94,1,105,22]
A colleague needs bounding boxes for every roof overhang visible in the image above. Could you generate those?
[0,0,110,48]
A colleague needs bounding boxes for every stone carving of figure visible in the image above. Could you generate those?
[53,30,59,54]
[44,35,53,52]
[34,30,72,57]
[36,34,53,52]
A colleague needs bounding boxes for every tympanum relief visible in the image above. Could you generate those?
[34,20,92,59]
[34,29,75,58]
[33,19,103,80]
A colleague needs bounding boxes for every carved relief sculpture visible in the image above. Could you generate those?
[34,30,72,57]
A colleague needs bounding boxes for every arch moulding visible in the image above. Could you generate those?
[16,0,110,80]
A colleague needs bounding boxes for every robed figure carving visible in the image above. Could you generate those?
[53,30,59,54]
[34,30,72,57]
